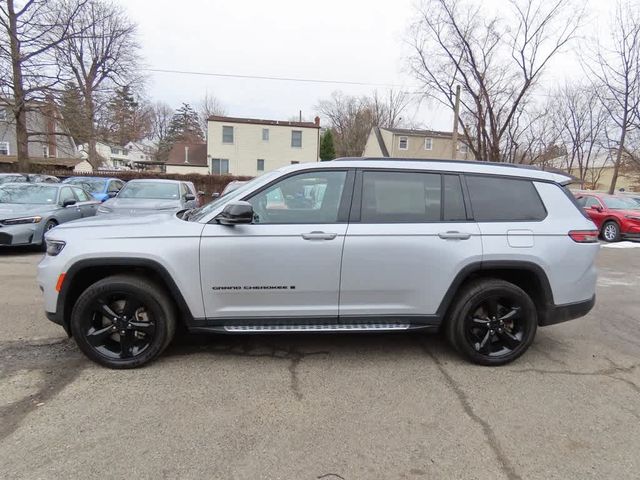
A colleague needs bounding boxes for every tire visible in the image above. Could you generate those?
[445,278,537,366]
[601,221,621,242]
[70,275,177,369]
[40,219,57,249]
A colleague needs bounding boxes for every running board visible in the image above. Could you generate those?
[224,323,411,333]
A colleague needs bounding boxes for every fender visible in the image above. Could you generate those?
[55,257,195,333]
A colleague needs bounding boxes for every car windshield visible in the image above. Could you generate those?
[64,178,105,193]
[602,196,640,209]
[187,172,280,222]
[118,182,179,199]
[0,185,58,204]
[0,175,23,185]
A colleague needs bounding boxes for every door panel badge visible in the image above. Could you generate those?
[212,285,296,292]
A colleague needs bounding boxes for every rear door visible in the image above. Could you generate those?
[339,169,482,323]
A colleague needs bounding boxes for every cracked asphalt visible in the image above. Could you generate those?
[1,246,639,479]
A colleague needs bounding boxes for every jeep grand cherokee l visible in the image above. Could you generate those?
[37,159,599,369]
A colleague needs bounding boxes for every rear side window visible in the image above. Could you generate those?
[466,175,546,221]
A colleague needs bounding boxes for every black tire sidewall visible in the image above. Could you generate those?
[71,276,175,369]
[447,280,537,366]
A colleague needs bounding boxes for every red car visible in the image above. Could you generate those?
[574,192,640,242]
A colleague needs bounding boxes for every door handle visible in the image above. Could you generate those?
[438,231,471,240]
[302,231,337,240]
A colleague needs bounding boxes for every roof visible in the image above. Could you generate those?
[165,142,207,166]
[381,127,458,139]
[280,157,572,184]
[0,156,83,167]
[373,127,390,157]
[125,178,185,184]
[208,115,320,129]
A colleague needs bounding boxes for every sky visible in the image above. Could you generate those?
[124,0,613,131]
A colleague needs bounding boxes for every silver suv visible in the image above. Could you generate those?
[37,159,599,369]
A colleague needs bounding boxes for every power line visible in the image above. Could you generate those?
[143,67,416,89]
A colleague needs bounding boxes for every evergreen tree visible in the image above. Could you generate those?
[102,86,152,145]
[60,82,91,145]
[319,129,336,161]
[166,103,204,143]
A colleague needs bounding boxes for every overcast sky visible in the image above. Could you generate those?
[124,0,611,130]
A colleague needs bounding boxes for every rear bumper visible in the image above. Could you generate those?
[540,295,595,326]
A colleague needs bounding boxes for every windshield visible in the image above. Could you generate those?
[187,172,280,222]
[118,182,179,199]
[0,175,24,185]
[602,196,640,210]
[63,178,105,193]
[0,185,58,204]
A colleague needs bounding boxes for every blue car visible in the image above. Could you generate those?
[62,177,125,202]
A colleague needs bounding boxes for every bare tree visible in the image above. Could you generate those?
[587,1,640,193]
[198,92,226,136]
[150,101,173,142]
[56,0,141,168]
[316,90,411,157]
[409,0,581,162]
[0,0,87,170]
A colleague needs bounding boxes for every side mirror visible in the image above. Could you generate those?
[211,192,220,199]
[215,201,253,225]
[197,191,205,196]
[107,191,118,198]
[185,193,196,201]
[63,199,76,207]
[590,205,602,212]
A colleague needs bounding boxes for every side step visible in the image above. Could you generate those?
[224,323,411,333]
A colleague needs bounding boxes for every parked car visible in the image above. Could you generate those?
[0,173,28,185]
[0,183,99,247]
[63,176,125,202]
[620,191,640,207]
[39,159,598,369]
[96,179,199,216]
[28,174,60,183]
[574,192,640,242]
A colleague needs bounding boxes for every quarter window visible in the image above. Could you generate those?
[398,137,408,150]
[247,171,347,224]
[291,130,302,148]
[222,126,234,144]
[212,159,229,174]
[466,175,546,221]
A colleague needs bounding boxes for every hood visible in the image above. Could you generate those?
[103,198,182,212]
[55,211,177,230]
[0,203,57,219]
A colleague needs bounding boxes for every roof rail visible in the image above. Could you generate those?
[332,157,542,171]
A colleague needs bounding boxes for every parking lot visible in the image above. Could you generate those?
[0,245,639,480]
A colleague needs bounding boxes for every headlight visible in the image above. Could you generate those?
[45,239,66,256]
[97,206,112,214]
[625,215,640,221]
[1,215,42,225]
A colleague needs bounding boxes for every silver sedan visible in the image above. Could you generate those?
[0,183,99,247]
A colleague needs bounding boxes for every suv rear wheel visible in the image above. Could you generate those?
[445,279,537,366]
[70,275,176,369]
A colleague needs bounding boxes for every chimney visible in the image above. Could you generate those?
[314,116,320,127]
[184,145,189,163]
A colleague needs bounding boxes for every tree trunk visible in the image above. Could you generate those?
[609,126,627,194]
[7,0,30,171]
[84,93,100,169]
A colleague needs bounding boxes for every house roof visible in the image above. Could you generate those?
[165,142,208,166]
[373,127,390,157]
[208,115,320,129]
[382,127,456,139]
[0,156,83,167]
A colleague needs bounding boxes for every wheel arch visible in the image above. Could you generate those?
[436,261,555,327]
[57,258,194,335]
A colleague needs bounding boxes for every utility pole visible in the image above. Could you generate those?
[451,85,461,160]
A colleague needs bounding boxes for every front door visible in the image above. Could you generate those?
[58,187,83,222]
[339,170,482,323]
[70,186,99,217]
[199,169,353,322]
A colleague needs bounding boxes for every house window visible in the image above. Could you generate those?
[459,143,469,154]
[0,141,9,155]
[222,126,234,144]
[110,147,119,155]
[212,158,229,174]
[257,159,265,171]
[0,108,6,120]
[398,136,408,150]
[424,138,433,150]
[291,130,302,148]
[43,145,49,158]
[262,128,269,141]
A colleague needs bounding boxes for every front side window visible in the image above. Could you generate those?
[361,171,441,223]
[0,142,9,155]
[443,174,467,221]
[222,126,234,144]
[398,137,408,150]
[424,138,433,150]
[257,159,265,171]
[59,187,76,205]
[212,159,229,174]
[72,187,91,202]
[291,130,302,148]
[466,175,546,221]
[262,128,269,141]
[580,196,601,209]
[247,171,347,224]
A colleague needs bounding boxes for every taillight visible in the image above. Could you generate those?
[568,230,599,243]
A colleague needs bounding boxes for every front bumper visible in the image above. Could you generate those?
[539,295,595,326]
[0,223,41,246]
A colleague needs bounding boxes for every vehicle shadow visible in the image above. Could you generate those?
[0,245,43,256]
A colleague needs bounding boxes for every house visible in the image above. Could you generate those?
[77,139,161,171]
[165,142,208,175]
[0,98,81,171]
[363,126,474,160]
[207,115,321,176]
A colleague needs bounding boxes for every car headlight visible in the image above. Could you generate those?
[45,239,66,256]
[97,205,112,214]
[625,215,640,221]
[1,215,42,225]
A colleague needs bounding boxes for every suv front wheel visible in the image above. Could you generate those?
[70,275,177,369]
[445,279,537,366]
